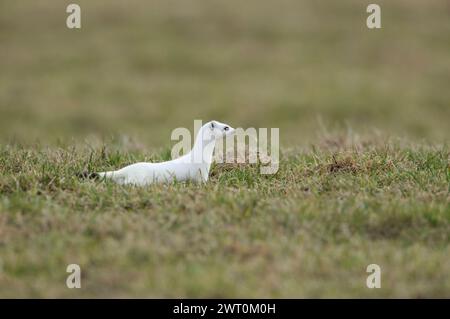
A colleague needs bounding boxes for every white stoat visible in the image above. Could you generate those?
[95,121,235,186]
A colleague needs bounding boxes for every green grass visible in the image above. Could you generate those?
[0,0,449,297]
[0,137,448,297]
[1,0,450,145]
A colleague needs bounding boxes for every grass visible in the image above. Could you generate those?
[0,0,449,297]
[0,136,448,297]
[1,0,450,145]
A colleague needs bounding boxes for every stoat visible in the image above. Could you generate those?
[91,121,234,186]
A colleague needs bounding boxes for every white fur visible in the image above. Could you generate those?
[97,121,235,186]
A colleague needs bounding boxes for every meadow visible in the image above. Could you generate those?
[0,0,449,297]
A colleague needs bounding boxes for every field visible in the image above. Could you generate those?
[0,0,449,297]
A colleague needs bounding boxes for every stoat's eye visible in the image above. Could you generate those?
[224,126,229,131]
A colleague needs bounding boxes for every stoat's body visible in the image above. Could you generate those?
[96,121,234,186]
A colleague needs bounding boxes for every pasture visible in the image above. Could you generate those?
[0,0,449,297]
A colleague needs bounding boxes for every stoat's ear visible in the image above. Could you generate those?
[210,121,215,130]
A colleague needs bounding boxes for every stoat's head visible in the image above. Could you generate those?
[205,120,235,139]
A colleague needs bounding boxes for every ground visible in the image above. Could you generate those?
[0,1,449,297]
[0,137,449,297]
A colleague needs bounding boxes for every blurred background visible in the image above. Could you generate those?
[0,0,449,147]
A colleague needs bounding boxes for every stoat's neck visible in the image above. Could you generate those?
[189,126,216,167]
